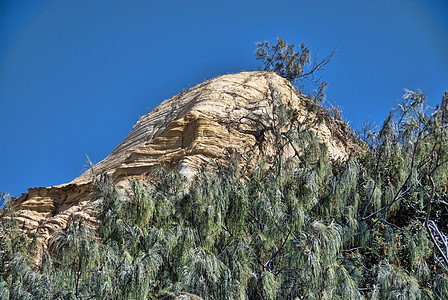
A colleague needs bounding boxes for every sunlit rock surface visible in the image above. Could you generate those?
[10,71,362,258]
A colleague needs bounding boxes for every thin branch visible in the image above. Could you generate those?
[263,228,291,270]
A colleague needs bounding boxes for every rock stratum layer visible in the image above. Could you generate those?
[11,71,362,253]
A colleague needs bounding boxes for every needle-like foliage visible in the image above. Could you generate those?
[1,63,447,299]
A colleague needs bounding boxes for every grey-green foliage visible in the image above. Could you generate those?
[1,89,447,299]
[8,254,51,299]
[256,37,311,83]
[371,261,432,300]
[0,278,9,299]
[255,37,335,102]
[0,194,29,258]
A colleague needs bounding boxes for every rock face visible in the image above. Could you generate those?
[11,71,362,253]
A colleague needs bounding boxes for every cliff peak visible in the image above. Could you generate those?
[11,71,362,258]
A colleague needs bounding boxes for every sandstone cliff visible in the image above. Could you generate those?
[10,71,362,253]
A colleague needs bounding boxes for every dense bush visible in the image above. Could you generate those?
[1,87,447,299]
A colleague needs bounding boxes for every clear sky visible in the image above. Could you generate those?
[1,0,447,198]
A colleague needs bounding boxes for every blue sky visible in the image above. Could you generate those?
[1,0,447,198]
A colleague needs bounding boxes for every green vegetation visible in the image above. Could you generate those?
[0,39,447,299]
[256,37,336,102]
[1,87,447,299]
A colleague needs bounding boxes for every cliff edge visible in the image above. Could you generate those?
[10,71,363,254]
